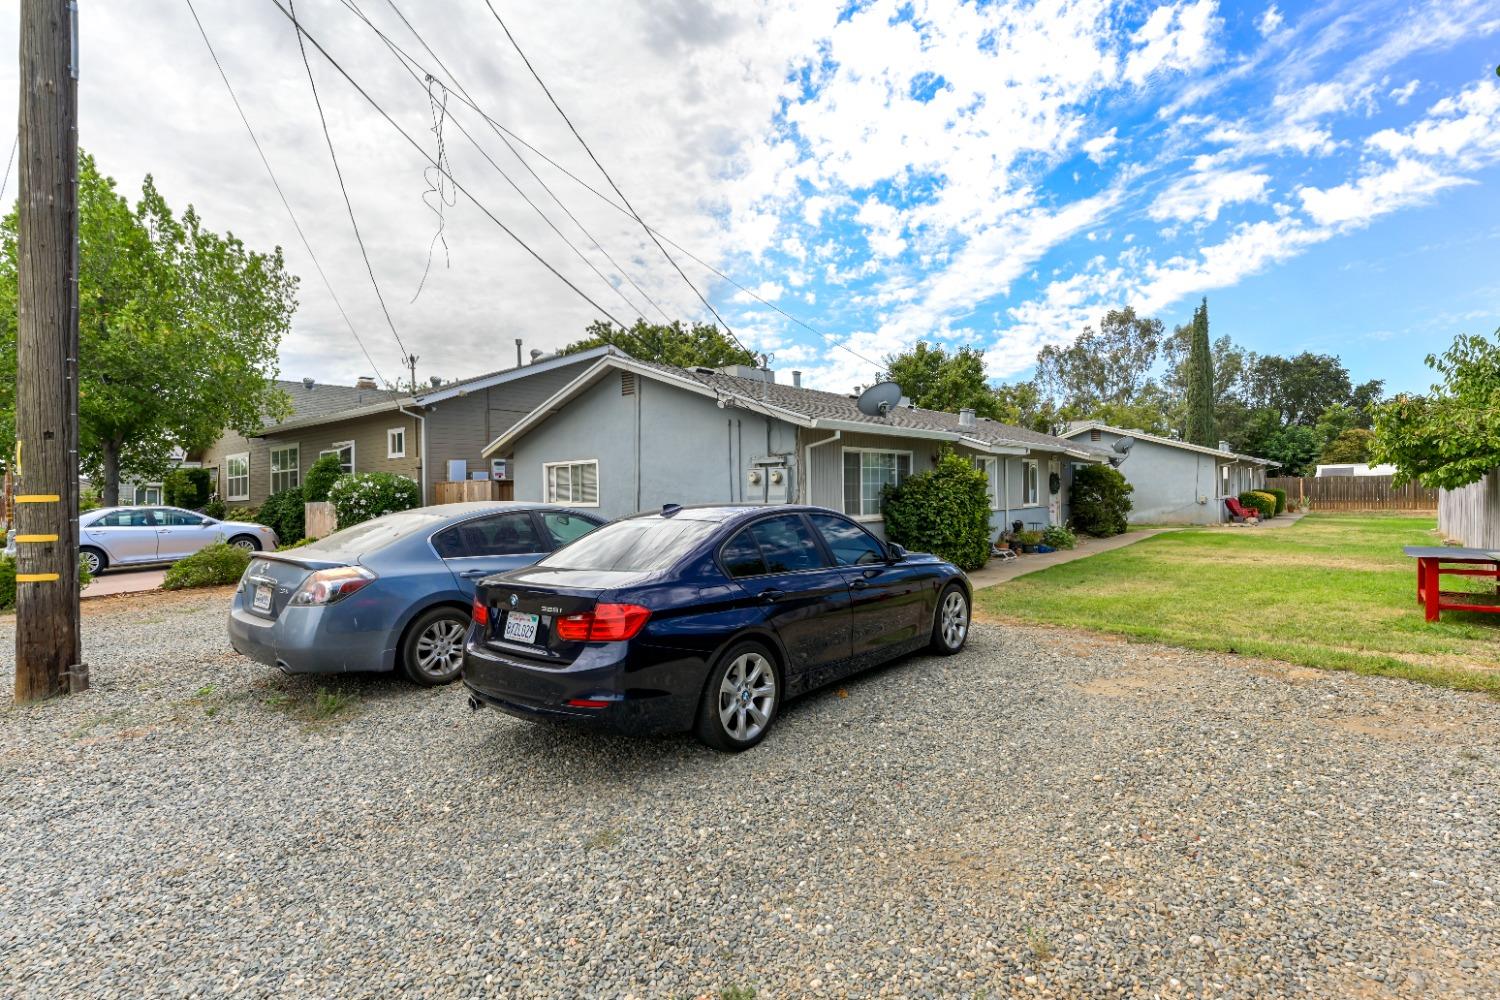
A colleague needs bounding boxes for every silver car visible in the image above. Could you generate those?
[79,506,278,574]
[226,502,604,686]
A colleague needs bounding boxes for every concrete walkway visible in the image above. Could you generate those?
[967,529,1174,590]
[82,568,166,599]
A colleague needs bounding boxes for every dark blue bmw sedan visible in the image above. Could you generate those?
[462,504,971,751]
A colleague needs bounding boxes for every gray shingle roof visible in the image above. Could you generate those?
[629,359,1111,458]
[268,379,404,426]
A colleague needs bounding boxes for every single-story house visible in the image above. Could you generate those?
[478,354,1112,537]
[199,346,616,509]
[1059,422,1273,525]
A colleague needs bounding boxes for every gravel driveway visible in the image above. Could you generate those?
[2,589,1496,998]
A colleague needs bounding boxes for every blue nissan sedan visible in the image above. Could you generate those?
[228,502,604,685]
[463,504,971,751]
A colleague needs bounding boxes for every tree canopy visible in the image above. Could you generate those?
[1034,306,1164,411]
[881,341,1002,418]
[0,153,296,502]
[560,319,757,369]
[1372,329,1500,489]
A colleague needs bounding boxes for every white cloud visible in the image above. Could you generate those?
[1388,79,1420,105]
[1256,5,1284,38]
[1298,159,1469,227]
[1366,80,1500,164]
[1081,128,1118,164]
[1123,0,1221,87]
[1147,167,1271,223]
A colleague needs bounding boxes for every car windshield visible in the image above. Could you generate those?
[538,516,719,572]
[295,508,456,559]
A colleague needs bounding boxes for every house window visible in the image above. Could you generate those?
[270,445,300,494]
[1022,459,1040,505]
[1221,465,1230,496]
[321,441,354,474]
[134,484,163,505]
[973,456,1001,509]
[387,428,406,459]
[842,448,912,519]
[226,453,250,501]
[544,460,599,506]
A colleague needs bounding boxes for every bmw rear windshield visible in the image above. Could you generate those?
[538,516,719,572]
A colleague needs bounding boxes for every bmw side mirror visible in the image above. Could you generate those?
[886,542,907,562]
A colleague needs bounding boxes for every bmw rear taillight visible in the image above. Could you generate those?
[289,566,376,606]
[553,603,651,642]
[472,596,489,626]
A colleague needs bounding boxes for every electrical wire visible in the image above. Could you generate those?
[482,0,753,357]
[266,0,629,328]
[184,0,390,387]
[375,0,672,325]
[338,0,653,322]
[0,134,16,206]
[287,0,413,366]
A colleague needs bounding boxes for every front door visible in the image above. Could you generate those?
[1047,458,1061,525]
[720,513,853,694]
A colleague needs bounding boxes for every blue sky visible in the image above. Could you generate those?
[7,1,1496,396]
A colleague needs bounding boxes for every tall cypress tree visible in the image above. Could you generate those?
[1184,298,1217,446]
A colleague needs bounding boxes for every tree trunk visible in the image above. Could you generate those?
[102,441,120,507]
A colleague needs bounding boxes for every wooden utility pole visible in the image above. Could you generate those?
[14,0,84,702]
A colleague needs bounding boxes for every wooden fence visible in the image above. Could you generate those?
[432,479,514,504]
[1267,475,1438,511]
[1437,471,1500,547]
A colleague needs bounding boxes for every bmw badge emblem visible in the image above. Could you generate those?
[509,594,519,608]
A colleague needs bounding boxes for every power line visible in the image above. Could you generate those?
[184,0,390,387]
[266,0,629,327]
[0,134,16,205]
[336,0,654,323]
[481,0,753,355]
[372,0,673,324]
[287,0,413,369]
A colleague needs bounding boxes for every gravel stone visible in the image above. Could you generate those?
[1,587,1497,998]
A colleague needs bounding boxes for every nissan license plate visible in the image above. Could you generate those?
[253,584,272,612]
[504,611,540,644]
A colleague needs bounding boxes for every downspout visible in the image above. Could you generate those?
[1003,457,1011,529]
[398,404,426,503]
[804,431,842,506]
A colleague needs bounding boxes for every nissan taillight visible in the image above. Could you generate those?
[553,603,651,642]
[289,566,376,606]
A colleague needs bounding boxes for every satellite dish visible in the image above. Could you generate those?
[1108,435,1135,467]
[856,381,904,417]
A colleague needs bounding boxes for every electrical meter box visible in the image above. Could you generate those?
[746,457,791,504]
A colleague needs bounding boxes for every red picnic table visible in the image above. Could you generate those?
[1403,546,1500,622]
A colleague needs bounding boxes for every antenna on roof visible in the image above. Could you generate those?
[856,381,903,418]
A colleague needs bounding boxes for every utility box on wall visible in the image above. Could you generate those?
[746,457,791,504]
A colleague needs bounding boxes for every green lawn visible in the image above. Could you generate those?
[975,514,1500,695]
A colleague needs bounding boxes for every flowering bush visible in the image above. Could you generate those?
[327,473,421,529]
[1041,524,1077,550]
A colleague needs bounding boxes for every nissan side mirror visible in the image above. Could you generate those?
[886,542,907,561]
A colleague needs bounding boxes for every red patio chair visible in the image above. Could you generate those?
[1224,497,1260,522]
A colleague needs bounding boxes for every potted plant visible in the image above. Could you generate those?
[1017,530,1044,553]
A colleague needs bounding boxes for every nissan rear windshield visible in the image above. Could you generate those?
[538,517,719,572]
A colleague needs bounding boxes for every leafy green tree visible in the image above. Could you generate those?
[1320,428,1375,465]
[1182,299,1217,446]
[0,153,296,504]
[1261,424,1321,476]
[560,319,756,369]
[1035,306,1164,411]
[992,380,1062,432]
[881,341,1001,417]
[1372,329,1500,489]
[1244,352,1353,427]
[303,453,345,503]
[163,468,212,509]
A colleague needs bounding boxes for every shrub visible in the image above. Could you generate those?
[304,454,345,503]
[1070,464,1134,536]
[327,472,421,529]
[278,536,319,551]
[162,542,251,590]
[1239,490,1276,519]
[164,467,212,509]
[255,487,306,545]
[1041,524,1077,550]
[201,494,227,520]
[80,483,103,512]
[881,451,992,571]
[1265,486,1288,515]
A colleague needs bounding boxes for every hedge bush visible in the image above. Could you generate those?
[304,454,345,503]
[327,472,421,529]
[1265,486,1288,515]
[255,487,306,545]
[201,494,227,520]
[1239,490,1276,519]
[164,467,213,510]
[1041,524,1077,550]
[162,542,251,590]
[882,451,992,571]
[1070,464,1134,536]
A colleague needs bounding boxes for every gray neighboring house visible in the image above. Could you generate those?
[1059,421,1273,525]
[480,354,1111,537]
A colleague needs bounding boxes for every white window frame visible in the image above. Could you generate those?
[269,444,300,494]
[1021,458,1040,506]
[321,440,355,475]
[543,459,600,507]
[842,447,913,521]
[386,427,406,459]
[225,453,250,502]
[973,456,1001,510]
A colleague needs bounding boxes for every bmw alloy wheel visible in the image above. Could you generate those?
[717,651,777,742]
[940,589,968,649]
[414,617,467,680]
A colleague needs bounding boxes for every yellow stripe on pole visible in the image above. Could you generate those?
[16,573,61,583]
[14,494,61,503]
[15,534,59,543]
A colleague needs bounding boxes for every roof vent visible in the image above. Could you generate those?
[429,375,442,388]
[958,408,976,428]
[792,371,802,388]
[301,377,315,389]
[355,376,377,390]
[621,371,636,396]
[1219,440,1232,452]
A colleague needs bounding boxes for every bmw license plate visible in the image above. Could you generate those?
[253,584,272,612]
[504,612,540,644]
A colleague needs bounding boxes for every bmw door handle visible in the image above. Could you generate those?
[850,578,869,590]
[760,589,786,602]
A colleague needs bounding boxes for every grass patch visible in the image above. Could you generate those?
[719,987,757,1000]
[975,514,1500,695]
[583,827,623,851]
[258,681,360,726]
